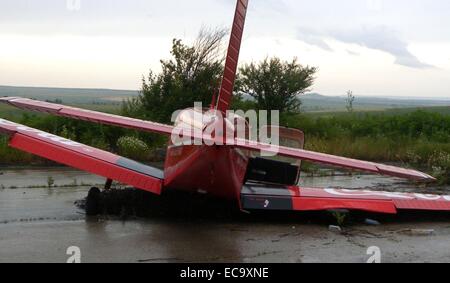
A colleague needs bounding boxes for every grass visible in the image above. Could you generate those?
[0,136,42,164]
[0,104,28,119]
[0,102,120,120]
[305,106,450,119]
[283,109,450,184]
[304,136,450,163]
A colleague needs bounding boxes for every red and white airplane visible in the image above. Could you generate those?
[1,0,450,215]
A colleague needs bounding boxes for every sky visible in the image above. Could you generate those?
[0,0,449,98]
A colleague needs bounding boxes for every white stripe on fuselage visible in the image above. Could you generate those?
[324,188,450,202]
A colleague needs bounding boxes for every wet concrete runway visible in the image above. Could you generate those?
[1,168,450,263]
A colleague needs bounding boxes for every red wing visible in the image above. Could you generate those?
[0,118,163,194]
[233,139,435,182]
[216,0,249,112]
[0,97,174,135]
[242,184,450,214]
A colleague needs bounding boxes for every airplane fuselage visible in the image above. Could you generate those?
[164,143,249,200]
[163,108,250,200]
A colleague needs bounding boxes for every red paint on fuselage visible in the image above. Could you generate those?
[163,109,249,200]
[164,144,249,200]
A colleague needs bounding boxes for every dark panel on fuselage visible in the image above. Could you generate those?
[245,158,299,186]
[241,182,294,211]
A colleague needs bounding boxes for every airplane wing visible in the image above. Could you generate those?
[241,183,450,214]
[0,97,434,182]
[0,97,174,135]
[0,118,164,194]
[233,138,435,182]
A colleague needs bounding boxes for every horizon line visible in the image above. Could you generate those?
[1,84,449,101]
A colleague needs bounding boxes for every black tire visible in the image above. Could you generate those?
[86,187,102,216]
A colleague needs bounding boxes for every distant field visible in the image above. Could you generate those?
[0,85,138,104]
[299,93,450,112]
[382,106,450,115]
[0,102,120,120]
[306,106,450,118]
[1,85,449,114]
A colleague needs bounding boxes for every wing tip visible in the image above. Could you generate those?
[0,96,18,103]
[421,174,437,183]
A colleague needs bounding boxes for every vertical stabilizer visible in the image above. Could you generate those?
[216,0,249,112]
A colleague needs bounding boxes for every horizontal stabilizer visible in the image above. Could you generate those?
[0,118,163,194]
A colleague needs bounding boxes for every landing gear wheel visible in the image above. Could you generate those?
[86,187,102,216]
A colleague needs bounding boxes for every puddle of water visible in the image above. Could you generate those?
[0,167,105,189]
[298,173,401,189]
[0,186,88,223]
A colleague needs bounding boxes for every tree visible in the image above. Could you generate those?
[122,28,228,123]
[345,90,356,113]
[237,57,317,113]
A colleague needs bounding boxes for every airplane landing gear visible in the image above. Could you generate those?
[85,187,101,216]
[85,179,113,215]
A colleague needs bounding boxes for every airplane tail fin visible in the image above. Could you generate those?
[215,0,249,112]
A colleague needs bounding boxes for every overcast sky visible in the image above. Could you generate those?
[1,0,449,97]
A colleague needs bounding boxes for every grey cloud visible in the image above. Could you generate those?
[329,26,434,69]
[346,50,359,56]
[217,0,289,16]
[296,27,333,52]
[297,25,434,69]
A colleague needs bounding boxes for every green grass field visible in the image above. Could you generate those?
[305,106,450,118]
[0,102,121,121]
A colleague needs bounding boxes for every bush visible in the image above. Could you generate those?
[428,151,450,185]
[116,136,150,161]
[284,110,450,184]
[0,136,40,164]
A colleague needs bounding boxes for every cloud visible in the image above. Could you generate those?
[346,49,359,56]
[296,25,434,69]
[296,27,333,52]
[257,0,289,14]
[216,0,288,14]
[329,26,434,69]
